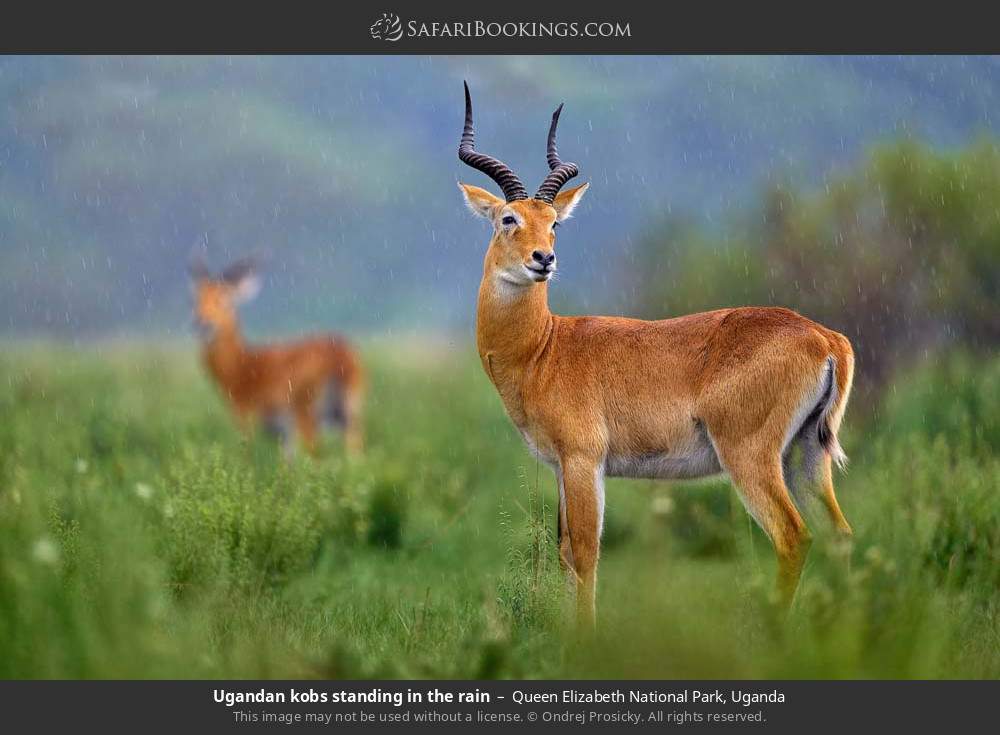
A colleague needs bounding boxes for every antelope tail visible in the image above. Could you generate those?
[816,355,850,470]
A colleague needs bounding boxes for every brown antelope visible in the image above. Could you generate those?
[457,83,854,626]
[189,255,365,456]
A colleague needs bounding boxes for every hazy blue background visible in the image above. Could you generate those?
[2,55,999,338]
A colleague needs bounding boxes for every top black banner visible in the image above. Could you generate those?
[3,2,999,54]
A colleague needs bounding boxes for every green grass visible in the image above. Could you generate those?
[0,341,997,679]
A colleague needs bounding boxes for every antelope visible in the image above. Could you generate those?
[457,83,854,626]
[189,254,365,456]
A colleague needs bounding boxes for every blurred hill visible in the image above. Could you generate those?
[2,56,1000,337]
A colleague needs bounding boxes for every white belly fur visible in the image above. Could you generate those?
[605,437,722,480]
[518,426,722,481]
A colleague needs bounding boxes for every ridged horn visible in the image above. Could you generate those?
[534,103,579,204]
[458,82,528,202]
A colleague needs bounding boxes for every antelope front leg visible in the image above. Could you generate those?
[559,455,605,629]
[293,403,319,456]
[556,470,574,575]
[233,407,256,439]
[342,383,365,456]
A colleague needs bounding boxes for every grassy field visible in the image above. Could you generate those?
[0,340,997,679]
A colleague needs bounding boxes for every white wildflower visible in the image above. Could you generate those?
[32,537,60,566]
[651,495,674,516]
[134,482,154,501]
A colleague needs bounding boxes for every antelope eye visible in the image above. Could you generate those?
[501,215,517,227]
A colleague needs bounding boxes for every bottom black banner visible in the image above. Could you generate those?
[1,680,993,732]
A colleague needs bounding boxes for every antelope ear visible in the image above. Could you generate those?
[220,255,265,304]
[187,253,211,282]
[224,267,263,306]
[458,183,503,220]
[229,272,262,304]
[552,182,590,222]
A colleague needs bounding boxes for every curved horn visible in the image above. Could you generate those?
[534,103,579,204]
[458,81,528,202]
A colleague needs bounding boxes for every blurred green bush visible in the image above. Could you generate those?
[634,138,1000,394]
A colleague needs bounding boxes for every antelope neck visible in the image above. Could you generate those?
[476,272,554,382]
[203,323,247,380]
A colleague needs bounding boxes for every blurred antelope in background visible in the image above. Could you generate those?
[457,83,854,626]
[189,254,365,456]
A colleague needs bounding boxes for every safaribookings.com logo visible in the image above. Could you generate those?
[370,13,404,41]
[370,13,631,42]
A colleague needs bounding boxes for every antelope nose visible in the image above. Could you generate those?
[532,250,556,268]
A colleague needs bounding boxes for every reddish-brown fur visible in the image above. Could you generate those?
[461,186,854,626]
[193,274,364,455]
